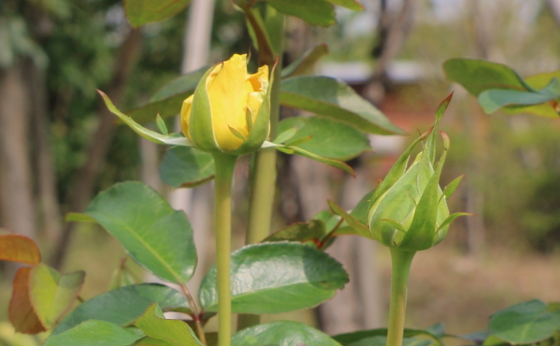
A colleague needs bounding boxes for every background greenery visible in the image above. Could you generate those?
[1,0,560,344]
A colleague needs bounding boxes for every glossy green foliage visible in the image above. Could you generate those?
[278,116,370,160]
[341,336,432,346]
[45,320,144,346]
[132,304,203,346]
[81,182,197,284]
[332,325,444,346]
[280,76,403,135]
[489,300,560,344]
[443,58,560,117]
[199,243,348,314]
[160,146,215,188]
[53,284,190,335]
[125,0,192,27]
[231,321,342,346]
[130,73,401,138]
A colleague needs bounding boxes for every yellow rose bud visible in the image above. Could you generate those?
[180,54,270,154]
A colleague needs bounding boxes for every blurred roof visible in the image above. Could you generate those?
[317,60,428,84]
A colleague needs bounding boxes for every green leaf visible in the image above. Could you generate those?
[263,219,328,244]
[83,181,197,284]
[98,91,192,147]
[134,337,175,346]
[281,76,403,135]
[45,320,144,346]
[125,0,192,27]
[126,67,207,124]
[29,264,85,329]
[231,321,341,346]
[53,284,190,335]
[133,304,203,346]
[65,212,96,223]
[489,299,560,344]
[332,327,443,346]
[444,59,560,118]
[478,82,560,114]
[325,0,364,10]
[288,146,355,176]
[279,116,370,160]
[328,200,372,238]
[281,43,329,78]
[273,127,298,144]
[458,330,490,344]
[199,242,349,314]
[264,0,336,27]
[425,323,446,338]
[483,335,510,346]
[312,210,341,232]
[443,58,529,96]
[159,146,215,188]
[346,336,432,346]
[9,267,45,334]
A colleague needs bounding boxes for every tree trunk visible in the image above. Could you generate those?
[51,28,142,269]
[167,0,216,298]
[26,61,63,245]
[0,63,37,240]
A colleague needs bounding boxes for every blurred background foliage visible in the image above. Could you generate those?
[1,0,560,343]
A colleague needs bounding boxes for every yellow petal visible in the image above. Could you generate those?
[206,54,253,151]
[246,91,263,124]
[248,65,269,92]
[180,95,194,140]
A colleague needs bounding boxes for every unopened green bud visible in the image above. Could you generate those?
[367,93,468,251]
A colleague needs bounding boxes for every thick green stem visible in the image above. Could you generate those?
[386,249,416,346]
[212,153,238,346]
[237,6,284,331]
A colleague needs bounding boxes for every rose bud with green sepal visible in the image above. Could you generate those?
[180,54,272,156]
[367,93,470,251]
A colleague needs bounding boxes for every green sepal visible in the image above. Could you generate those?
[328,200,373,239]
[228,125,247,140]
[189,65,220,152]
[425,92,453,164]
[399,133,450,251]
[98,90,193,147]
[156,114,168,135]
[443,175,464,200]
[381,219,407,234]
[289,146,355,176]
[368,155,427,247]
[436,212,472,233]
[369,134,425,207]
